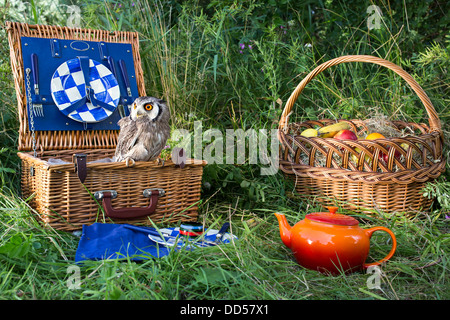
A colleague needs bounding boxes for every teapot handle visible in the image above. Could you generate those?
[363,227,397,269]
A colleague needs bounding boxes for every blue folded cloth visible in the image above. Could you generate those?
[75,223,233,262]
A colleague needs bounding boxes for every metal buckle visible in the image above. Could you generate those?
[85,85,92,102]
[94,190,118,200]
[143,188,165,198]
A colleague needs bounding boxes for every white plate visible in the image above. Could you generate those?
[50,58,120,123]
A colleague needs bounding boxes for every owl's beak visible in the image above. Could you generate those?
[136,110,146,118]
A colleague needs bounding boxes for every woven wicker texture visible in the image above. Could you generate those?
[6,21,146,151]
[278,55,445,215]
[19,150,205,231]
[7,22,206,230]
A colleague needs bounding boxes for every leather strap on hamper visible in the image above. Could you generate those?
[94,189,165,219]
[73,154,87,183]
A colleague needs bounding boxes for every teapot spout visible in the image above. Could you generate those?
[274,213,292,249]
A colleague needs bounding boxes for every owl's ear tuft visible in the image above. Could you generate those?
[155,98,167,107]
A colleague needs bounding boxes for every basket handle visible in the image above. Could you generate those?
[279,55,441,133]
[94,189,164,219]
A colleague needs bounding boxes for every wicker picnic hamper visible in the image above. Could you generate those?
[7,22,206,231]
[278,55,445,215]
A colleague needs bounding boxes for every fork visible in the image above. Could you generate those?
[31,53,44,117]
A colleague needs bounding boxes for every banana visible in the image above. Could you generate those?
[317,122,351,138]
[300,128,318,137]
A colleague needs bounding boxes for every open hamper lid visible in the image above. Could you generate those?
[6,22,147,152]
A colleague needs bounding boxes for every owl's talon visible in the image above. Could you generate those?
[156,158,165,167]
[125,158,135,167]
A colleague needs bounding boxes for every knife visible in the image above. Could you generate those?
[108,56,125,118]
[108,56,117,78]
[118,59,132,97]
[118,59,133,115]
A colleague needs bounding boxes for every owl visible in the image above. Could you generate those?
[115,97,170,164]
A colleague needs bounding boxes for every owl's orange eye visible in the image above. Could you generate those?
[144,104,153,111]
[133,103,137,109]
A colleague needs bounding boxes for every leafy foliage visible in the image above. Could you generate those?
[0,0,448,300]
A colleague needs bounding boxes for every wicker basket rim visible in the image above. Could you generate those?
[17,151,207,171]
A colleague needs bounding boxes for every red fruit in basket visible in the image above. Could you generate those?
[381,146,401,163]
[334,129,358,140]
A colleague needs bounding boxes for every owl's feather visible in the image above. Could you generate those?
[114,97,170,163]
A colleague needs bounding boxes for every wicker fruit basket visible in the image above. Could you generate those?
[7,22,206,231]
[278,55,445,215]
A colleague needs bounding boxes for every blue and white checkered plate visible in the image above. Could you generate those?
[148,227,236,250]
[50,58,120,123]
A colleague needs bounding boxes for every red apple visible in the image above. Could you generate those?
[334,129,358,140]
[381,146,401,163]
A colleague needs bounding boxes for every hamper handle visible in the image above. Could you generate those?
[279,55,441,133]
[94,189,165,219]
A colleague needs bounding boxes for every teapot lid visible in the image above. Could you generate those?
[305,207,359,226]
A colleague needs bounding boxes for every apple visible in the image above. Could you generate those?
[334,129,358,164]
[334,129,358,140]
[381,146,401,164]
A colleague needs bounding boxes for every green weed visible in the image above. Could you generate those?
[0,0,448,300]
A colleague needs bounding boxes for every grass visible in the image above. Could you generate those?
[0,0,449,300]
[0,190,448,300]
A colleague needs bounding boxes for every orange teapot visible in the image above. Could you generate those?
[274,207,397,275]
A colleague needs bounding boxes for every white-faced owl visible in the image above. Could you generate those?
[115,97,170,163]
